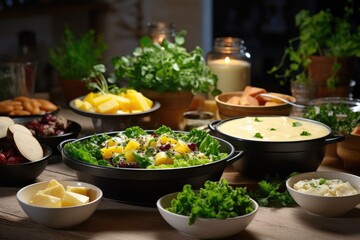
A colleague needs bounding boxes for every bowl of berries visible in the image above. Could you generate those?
[14,114,81,154]
[0,117,52,186]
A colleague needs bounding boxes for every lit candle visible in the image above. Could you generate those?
[207,57,250,93]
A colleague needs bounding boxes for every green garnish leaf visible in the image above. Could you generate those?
[123,126,147,139]
[254,132,263,139]
[300,131,311,136]
[319,178,327,185]
[255,117,262,122]
[269,128,276,131]
[292,122,302,127]
[248,173,297,207]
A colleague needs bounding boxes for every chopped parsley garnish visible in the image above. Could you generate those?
[269,128,276,131]
[255,117,262,122]
[319,178,327,185]
[248,173,297,207]
[310,182,316,188]
[300,131,311,136]
[292,122,302,127]
[254,132,263,139]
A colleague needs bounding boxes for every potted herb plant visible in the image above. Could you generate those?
[111,31,219,129]
[49,27,107,103]
[268,0,360,101]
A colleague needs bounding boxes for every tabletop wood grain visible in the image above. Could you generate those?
[1,109,359,240]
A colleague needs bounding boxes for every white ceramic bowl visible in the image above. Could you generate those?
[286,171,360,217]
[16,180,103,229]
[157,192,258,239]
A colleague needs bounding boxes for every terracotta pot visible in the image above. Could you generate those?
[337,134,360,173]
[307,56,356,98]
[60,79,91,103]
[141,90,194,129]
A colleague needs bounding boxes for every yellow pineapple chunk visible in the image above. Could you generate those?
[96,98,120,114]
[101,146,124,159]
[92,94,113,107]
[30,192,62,208]
[124,151,135,162]
[114,95,132,111]
[159,135,177,145]
[127,91,151,111]
[80,101,95,111]
[74,99,84,109]
[83,92,95,105]
[175,141,191,154]
[106,138,117,147]
[155,152,173,165]
[124,140,140,151]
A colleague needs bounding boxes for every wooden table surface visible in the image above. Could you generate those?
[1,109,359,240]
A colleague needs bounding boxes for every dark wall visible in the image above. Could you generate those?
[213,0,360,98]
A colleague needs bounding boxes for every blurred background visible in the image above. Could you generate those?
[0,0,359,98]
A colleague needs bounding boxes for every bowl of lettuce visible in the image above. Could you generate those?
[60,125,241,205]
[157,179,258,239]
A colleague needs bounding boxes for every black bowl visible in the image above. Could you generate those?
[0,145,52,187]
[35,121,81,154]
[209,116,344,179]
[60,131,242,206]
[13,118,82,154]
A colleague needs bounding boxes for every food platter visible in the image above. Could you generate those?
[69,97,161,132]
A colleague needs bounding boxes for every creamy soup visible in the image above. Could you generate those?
[218,116,330,141]
[294,178,358,197]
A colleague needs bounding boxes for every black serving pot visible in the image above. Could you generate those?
[209,116,344,179]
[0,145,52,187]
[60,131,242,206]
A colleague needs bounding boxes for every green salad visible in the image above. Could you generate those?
[303,102,360,135]
[64,126,228,169]
[168,179,254,225]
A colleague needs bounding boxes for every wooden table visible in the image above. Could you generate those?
[1,109,359,240]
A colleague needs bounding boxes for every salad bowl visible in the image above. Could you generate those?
[60,127,241,206]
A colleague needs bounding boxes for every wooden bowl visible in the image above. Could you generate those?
[215,91,295,119]
[337,134,360,173]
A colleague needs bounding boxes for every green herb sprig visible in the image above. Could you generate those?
[249,173,297,207]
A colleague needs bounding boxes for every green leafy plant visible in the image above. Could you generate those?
[248,173,297,207]
[111,31,220,96]
[268,0,360,88]
[49,27,107,79]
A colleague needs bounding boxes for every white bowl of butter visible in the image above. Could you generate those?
[286,171,360,217]
[16,179,102,229]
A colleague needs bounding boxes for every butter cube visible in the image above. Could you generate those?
[42,184,66,199]
[30,192,62,208]
[66,186,89,196]
[62,191,90,207]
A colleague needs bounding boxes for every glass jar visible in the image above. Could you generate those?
[146,22,175,44]
[207,37,251,93]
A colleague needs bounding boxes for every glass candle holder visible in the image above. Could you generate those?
[147,22,175,44]
[207,37,251,93]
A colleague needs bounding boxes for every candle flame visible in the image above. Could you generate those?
[225,57,230,64]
